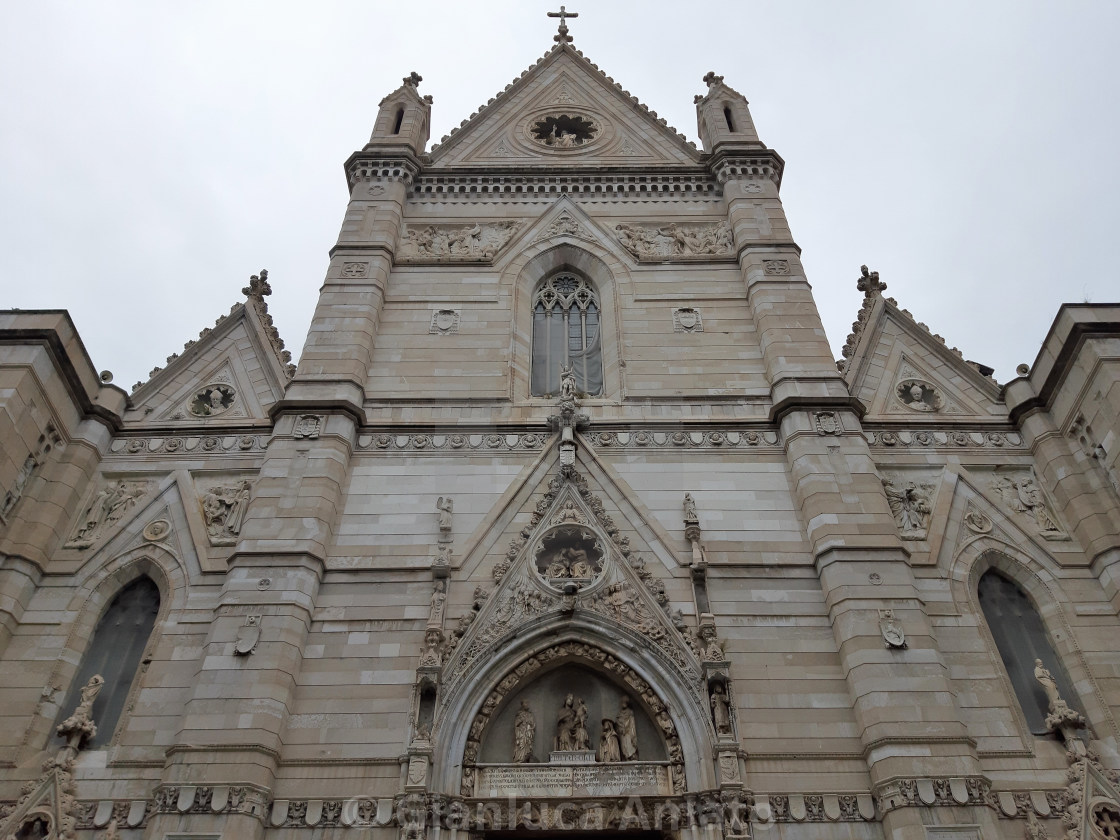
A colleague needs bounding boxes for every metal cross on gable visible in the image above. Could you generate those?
[548,6,578,43]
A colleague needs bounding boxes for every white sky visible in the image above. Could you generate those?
[2,1,1117,391]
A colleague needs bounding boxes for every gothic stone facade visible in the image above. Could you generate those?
[1,35,1120,840]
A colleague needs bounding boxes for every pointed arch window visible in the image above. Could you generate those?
[531,272,603,397]
[978,569,1079,734]
[53,576,160,748]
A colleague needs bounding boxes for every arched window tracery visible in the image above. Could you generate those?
[530,272,603,398]
[53,575,160,748]
[977,568,1079,735]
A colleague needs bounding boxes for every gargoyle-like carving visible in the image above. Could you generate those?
[399,222,523,262]
[65,480,150,549]
[201,480,252,545]
[615,221,733,260]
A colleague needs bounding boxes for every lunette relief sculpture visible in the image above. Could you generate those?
[615,221,733,260]
[201,479,253,545]
[882,478,934,540]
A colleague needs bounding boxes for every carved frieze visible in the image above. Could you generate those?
[358,432,545,453]
[109,435,265,455]
[589,429,780,449]
[614,221,733,260]
[398,221,523,263]
[866,430,1023,449]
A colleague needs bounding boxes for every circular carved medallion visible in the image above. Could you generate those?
[896,379,942,412]
[190,384,236,417]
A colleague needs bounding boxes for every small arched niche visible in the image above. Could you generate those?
[479,662,666,764]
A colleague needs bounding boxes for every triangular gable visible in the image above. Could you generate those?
[126,298,289,425]
[844,294,1004,421]
[428,44,701,168]
[53,474,212,574]
[1065,756,1120,840]
[0,766,71,840]
[491,197,630,268]
[936,466,1078,575]
[442,451,702,704]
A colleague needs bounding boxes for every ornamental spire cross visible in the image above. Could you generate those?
[548,6,578,43]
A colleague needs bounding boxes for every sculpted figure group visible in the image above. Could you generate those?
[615,221,733,260]
[512,694,639,764]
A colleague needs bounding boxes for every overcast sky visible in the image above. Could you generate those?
[2,1,1117,392]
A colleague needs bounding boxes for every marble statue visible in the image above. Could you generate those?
[1034,659,1062,709]
[711,683,732,735]
[683,492,698,522]
[555,694,577,751]
[597,718,621,762]
[573,697,591,750]
[616,697,638,761]
[882,478,933,539]
[559,362,576,401]
[512,700,535,763]
[436,496,453,535]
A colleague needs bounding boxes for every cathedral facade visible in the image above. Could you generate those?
[2,21,1119,840]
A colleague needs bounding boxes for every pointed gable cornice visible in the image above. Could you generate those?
[428,41,700,163]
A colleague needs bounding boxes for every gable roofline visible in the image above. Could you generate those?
[840,265,1001,400]
[427,41,702,164]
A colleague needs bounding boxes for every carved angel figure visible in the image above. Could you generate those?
[991,474,1064,536]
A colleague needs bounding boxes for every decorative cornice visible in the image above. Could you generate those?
[108,433,268,455]
[864,429,1024,450]
[406,170,722,203]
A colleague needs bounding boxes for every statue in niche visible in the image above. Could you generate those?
[896,380,941,412]
[616,697,638,761]
[56,674,105,750]
[512,700,535,763]
[882,478,933,539]
[536,527,603,583]
[597,719,621,762]
[990,473,1064,537]
[436,497,453,537]
[1034,658,1086,737]
[555,694,577,750]
[573,698,591,750]
[710,683,733,736]
[428,581,446,625]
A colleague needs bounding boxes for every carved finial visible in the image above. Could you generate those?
[242,268,271,300]
[702,71,725,88]
[404,71,423,88]
[856,264,887,296]
[547,5,577,43]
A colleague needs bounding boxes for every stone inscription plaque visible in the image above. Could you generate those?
[479,763,668,797]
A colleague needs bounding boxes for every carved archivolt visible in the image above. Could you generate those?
[457,641,686,796]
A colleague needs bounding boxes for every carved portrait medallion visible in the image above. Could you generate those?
[896,379,942,412]
[189,383,236,417]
